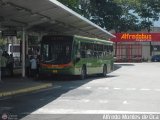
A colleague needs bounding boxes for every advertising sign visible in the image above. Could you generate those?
[112,33,160,42]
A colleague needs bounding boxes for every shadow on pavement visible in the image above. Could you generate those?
[116,63,135,66]
[0,72,118,119]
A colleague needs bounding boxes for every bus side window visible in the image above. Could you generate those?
[80,43,86,58]
[103,45,106,57]
[90,43,94,58]
[111,46,113,52]
[93,44,97,58]
[110,46,113,55]
[81,50,86,58]
[98,44,103,58]
[86,43,92,58]
[74,41,81,60]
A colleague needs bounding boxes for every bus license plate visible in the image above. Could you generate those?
[52,70,58,73]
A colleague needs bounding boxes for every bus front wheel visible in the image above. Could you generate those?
[80,66,86,80]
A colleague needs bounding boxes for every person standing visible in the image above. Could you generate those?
[7,54,14,76]
[36,55,41,76]
[30,56,37,78]
[25,55,30,77]
[0,53,7,76]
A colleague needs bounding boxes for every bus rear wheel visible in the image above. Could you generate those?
[102,65,107,77]
[80,66,86,80]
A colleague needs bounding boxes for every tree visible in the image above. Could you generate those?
[0,38,5,46]
[58,0,138,32]
[88,0,141,32]
[57,0,160,33]
[134,0,160,32]
[57,0,79,12]
[77,0,91,18]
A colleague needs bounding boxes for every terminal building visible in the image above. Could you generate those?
[111,27,160,62]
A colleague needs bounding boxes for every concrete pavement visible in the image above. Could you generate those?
[30,63,160,114]
[1,63,160,120]
[0,76,53,98]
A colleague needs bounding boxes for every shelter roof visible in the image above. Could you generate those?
[0,0,115,39]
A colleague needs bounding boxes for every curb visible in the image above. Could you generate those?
[0,83,53,98]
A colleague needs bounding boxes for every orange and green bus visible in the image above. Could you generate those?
[39,35,114,79]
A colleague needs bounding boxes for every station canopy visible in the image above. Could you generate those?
[0,0,115,39]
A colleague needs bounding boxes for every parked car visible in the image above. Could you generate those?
[151,55,160,62]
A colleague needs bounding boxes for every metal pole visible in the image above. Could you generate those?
[0,57,1,82]
[22,28,26,77]
[11,37,13,55]
[26,35,28,55]
[0,49,2,82]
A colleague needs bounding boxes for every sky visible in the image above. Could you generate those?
[154,21,160,27]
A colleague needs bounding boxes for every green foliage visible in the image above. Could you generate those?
[0,38,5,46]
[134,0,160,32]
[57,0,79,11]
[88,0,141,32]
[57,0,160,33]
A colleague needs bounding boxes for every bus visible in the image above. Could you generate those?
[39,35,114,79]
[6,44,21,67]
[7,44,20,57]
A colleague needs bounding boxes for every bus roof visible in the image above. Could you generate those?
[74,35,114,45]
[42,35,113,45]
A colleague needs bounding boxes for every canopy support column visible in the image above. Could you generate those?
[0,49,2,82]
[22,28,26,77]
[26,35,28,55]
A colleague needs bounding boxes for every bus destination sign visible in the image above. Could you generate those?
[2,30,17,36]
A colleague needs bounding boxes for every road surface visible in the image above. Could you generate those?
[0,63,160,120]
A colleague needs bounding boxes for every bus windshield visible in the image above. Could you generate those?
[41,38,73,64]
